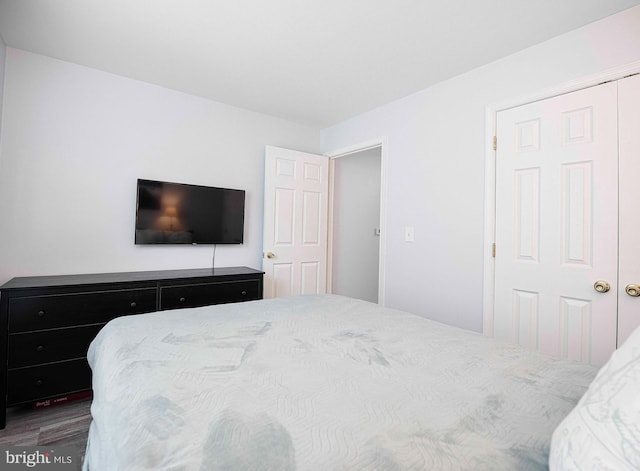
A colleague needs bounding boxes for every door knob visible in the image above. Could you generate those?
[593,280,611,293]
[265,251,276,259]
[625,284,640,297]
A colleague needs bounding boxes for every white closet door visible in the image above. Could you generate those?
[494,82,619,366]
[618,74,640,346]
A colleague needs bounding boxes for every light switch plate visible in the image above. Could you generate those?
[405,226,415,242]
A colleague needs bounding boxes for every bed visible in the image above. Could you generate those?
[82,294,636,470]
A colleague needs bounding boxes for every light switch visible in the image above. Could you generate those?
[405,226,414,242]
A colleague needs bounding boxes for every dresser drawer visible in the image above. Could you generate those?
[7,359,91,405]
[8,324,105,368]
[160,280,260,310]
[8,288,157,333]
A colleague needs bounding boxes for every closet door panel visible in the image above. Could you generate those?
[494,82,619,366]
[618,74,640,346]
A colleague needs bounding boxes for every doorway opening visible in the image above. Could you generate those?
[327,141,386,304]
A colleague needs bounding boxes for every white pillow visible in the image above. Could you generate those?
[549,326,640,470]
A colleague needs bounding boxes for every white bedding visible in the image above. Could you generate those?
[84,295,597,470]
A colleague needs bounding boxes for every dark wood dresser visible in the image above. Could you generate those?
[0,266,263,428]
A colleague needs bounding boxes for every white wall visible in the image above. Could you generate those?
[321,6,640,333]
[0,34,5,155]
[0,48,320,285]
[331,147,381,303]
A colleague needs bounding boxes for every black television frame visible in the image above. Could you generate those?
[134,178,245,245]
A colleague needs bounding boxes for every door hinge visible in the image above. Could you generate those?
[493,136,497,151]
[492,243,496,258]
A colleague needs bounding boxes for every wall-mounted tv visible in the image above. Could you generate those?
[135,179,245,245]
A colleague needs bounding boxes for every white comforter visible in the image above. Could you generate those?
[84,295,596,470]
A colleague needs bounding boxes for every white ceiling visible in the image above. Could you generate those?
[1,0,639,127]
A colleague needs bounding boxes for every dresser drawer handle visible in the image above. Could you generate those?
[36,345,44,353]
[241,290,247,296]
[130,302,137,308]
[35,379,44,387]
[179,297,186,303]
[37,310,46,317]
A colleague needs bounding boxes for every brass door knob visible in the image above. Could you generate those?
[625,284,640,297]
[594,280,611,293]
[265,251,276,259]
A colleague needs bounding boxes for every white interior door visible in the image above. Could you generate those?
[263,146,329,298]
[494,82,619,366]
[618,73,640,346]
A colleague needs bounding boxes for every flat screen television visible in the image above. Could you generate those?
[135,179,245,245]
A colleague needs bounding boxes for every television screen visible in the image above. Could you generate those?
[135,179,245,245]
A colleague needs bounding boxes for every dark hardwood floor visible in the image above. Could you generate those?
[0,399,91,450]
